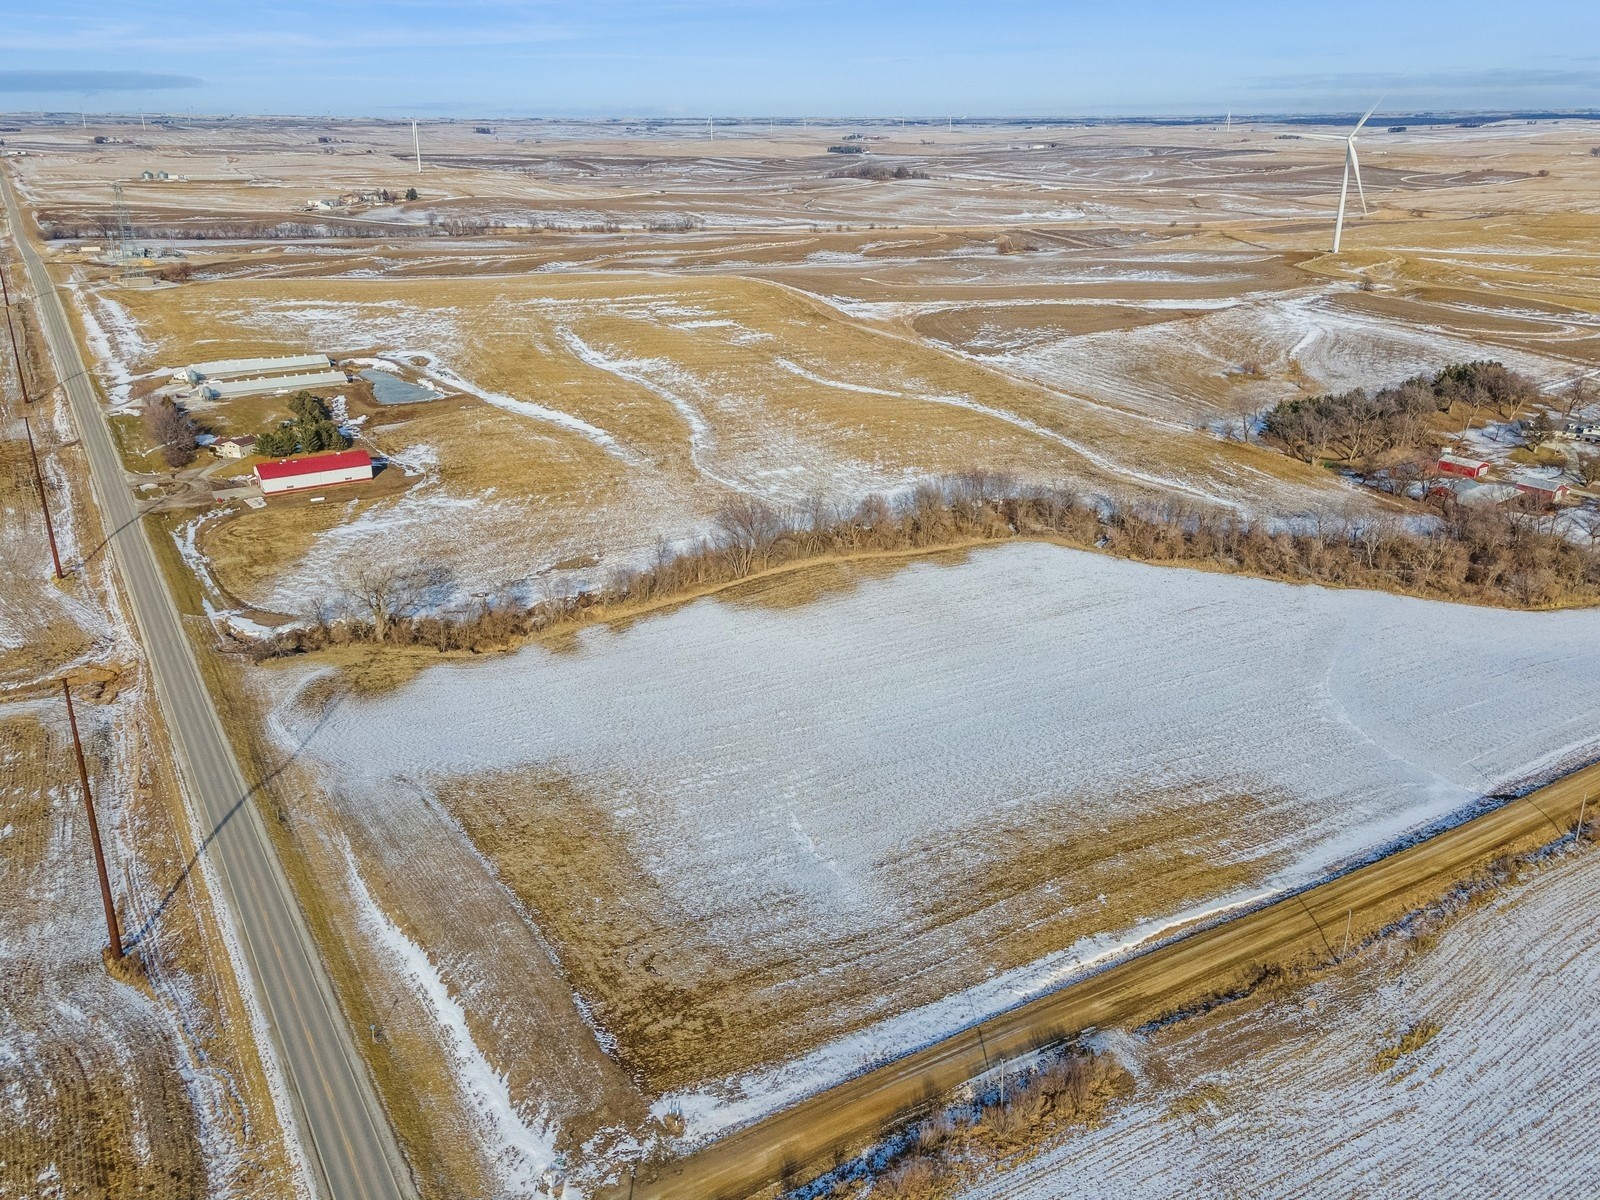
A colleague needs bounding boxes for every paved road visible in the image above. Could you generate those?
[621,760,1599,1200]
[2,173,416,1200]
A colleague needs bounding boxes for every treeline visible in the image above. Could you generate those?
[1262,361,1543,466]
[43,213,690,241]
[43,219,445,242]
[244,473,1600,660]
[826,1049,1133,1200]
[830,163,931,181]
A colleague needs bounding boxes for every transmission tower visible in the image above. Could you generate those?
[110,183,145,281]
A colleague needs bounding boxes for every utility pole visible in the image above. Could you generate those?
[1341,908,1353,958]
[0,259,31,405]
[24,417,64,579]
[1579,791,1589,843]
[64,679,123,962]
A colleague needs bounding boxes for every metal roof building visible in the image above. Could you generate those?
[1512,475,1571,503]
[1437,453,1491,479]
[179,353,332,384]
[254,449,372,497]
[201,369,348,399]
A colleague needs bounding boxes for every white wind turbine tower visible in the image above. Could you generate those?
[1304,101,1380,253]
[411,119,422,173]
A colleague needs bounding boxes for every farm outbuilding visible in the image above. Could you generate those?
[201,370,348,400]
[1438,453,1491,479]
[179,354,332,383]
[254,448,372,497]
[1432,478,1519,506]
[1512,476,1571,505]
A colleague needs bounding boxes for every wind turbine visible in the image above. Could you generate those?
[1305,100,1380,253]
[412,119,422,173]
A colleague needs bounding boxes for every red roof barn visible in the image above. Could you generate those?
[254,448,373,497]
[1437,453,1491,479]
[1512,476,1570,505]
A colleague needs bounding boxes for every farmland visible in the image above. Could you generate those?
[263,542,1600,1169]
[956,837,1600,1200]
[0,253,291,1195]
[8,110,1600,1196]
[13,116,1599,623]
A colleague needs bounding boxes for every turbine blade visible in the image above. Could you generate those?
[1300,133,1345,141]
[1353,96,1384,134]
[1350,144,1368,214]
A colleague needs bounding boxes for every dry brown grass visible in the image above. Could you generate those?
[103,264,1348,613]
[0,264,294,1197]
[441,767,1293,1093]
[139,515,650,1188]
[0,709,241,1200]
[0,431,96,687]
[1370,1020,1442,1074]
[113,271,1325,491]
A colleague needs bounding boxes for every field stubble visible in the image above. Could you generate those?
[441,767,1294,1092]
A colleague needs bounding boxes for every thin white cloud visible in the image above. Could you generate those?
[0,68,201,92]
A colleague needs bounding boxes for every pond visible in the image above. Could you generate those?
[360,368,440,405]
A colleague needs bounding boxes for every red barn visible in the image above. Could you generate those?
[254,448,373,497]
[1512,476,1570,506]
[1437,453,1491,479]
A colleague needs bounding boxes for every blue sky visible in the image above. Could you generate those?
[1,1,1597,118]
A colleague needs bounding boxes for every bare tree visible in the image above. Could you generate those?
[711,495,786,577]
[1557,374,1597,420]
[142,398,198,467]
[1576,452,1600,489]
[301,594,337,637]
[1568,506,1600,549]
[1231,398,1259,443]
[340,564,454,642]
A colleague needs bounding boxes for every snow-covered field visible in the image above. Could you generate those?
[957,840,1600,1200]
[952,287,1583,427]
[271,543,1600,1135]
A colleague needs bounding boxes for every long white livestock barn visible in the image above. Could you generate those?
[177,353,332,383]
[201,370,349,399]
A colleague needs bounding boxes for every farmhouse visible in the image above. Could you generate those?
[255,448,372,497]
[1438,453,1491,479]
[213,435,257,459]
[1565,421,1600,445]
